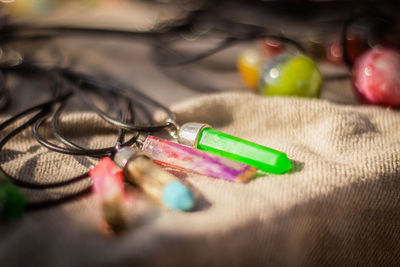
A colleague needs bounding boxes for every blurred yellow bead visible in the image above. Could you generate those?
[5,0,52,16]
[237,49,262,91]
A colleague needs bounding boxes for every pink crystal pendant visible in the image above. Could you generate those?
[141,136,257,183]
[89,157,127,234]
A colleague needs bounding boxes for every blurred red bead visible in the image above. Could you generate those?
[352,47,400,107]
[326,35,369,64]
[259,39,284,58]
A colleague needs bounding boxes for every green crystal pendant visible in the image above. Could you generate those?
[178,123,292,174]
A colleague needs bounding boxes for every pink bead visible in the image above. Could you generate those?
[353,48,400,107]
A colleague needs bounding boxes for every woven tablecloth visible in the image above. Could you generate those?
[1,92,400,266]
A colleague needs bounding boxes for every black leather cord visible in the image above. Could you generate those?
[0,63,171,209]
[152,33,305,66]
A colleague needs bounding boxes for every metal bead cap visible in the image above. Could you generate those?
[113,147,136,169]
[177,122,211,147]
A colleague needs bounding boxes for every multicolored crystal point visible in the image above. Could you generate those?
[142,135,256,183]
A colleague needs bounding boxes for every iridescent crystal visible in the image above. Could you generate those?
[142,135,256,183]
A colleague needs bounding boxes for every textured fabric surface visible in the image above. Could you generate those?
[1,92,400,266]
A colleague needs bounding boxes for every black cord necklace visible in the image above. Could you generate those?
[0,61,176,210]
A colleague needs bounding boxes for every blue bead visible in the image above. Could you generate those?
[162,181,194,211]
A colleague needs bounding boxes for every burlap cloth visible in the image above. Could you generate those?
[1,92,400,266]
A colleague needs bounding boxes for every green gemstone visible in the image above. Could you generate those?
[196,128,292,174]
[1,173,26,220]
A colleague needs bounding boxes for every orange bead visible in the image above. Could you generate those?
[237,49,262,90]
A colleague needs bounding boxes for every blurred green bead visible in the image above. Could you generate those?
[0,186,6,215]
[1,173,26,220]
[260,54,322,98]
